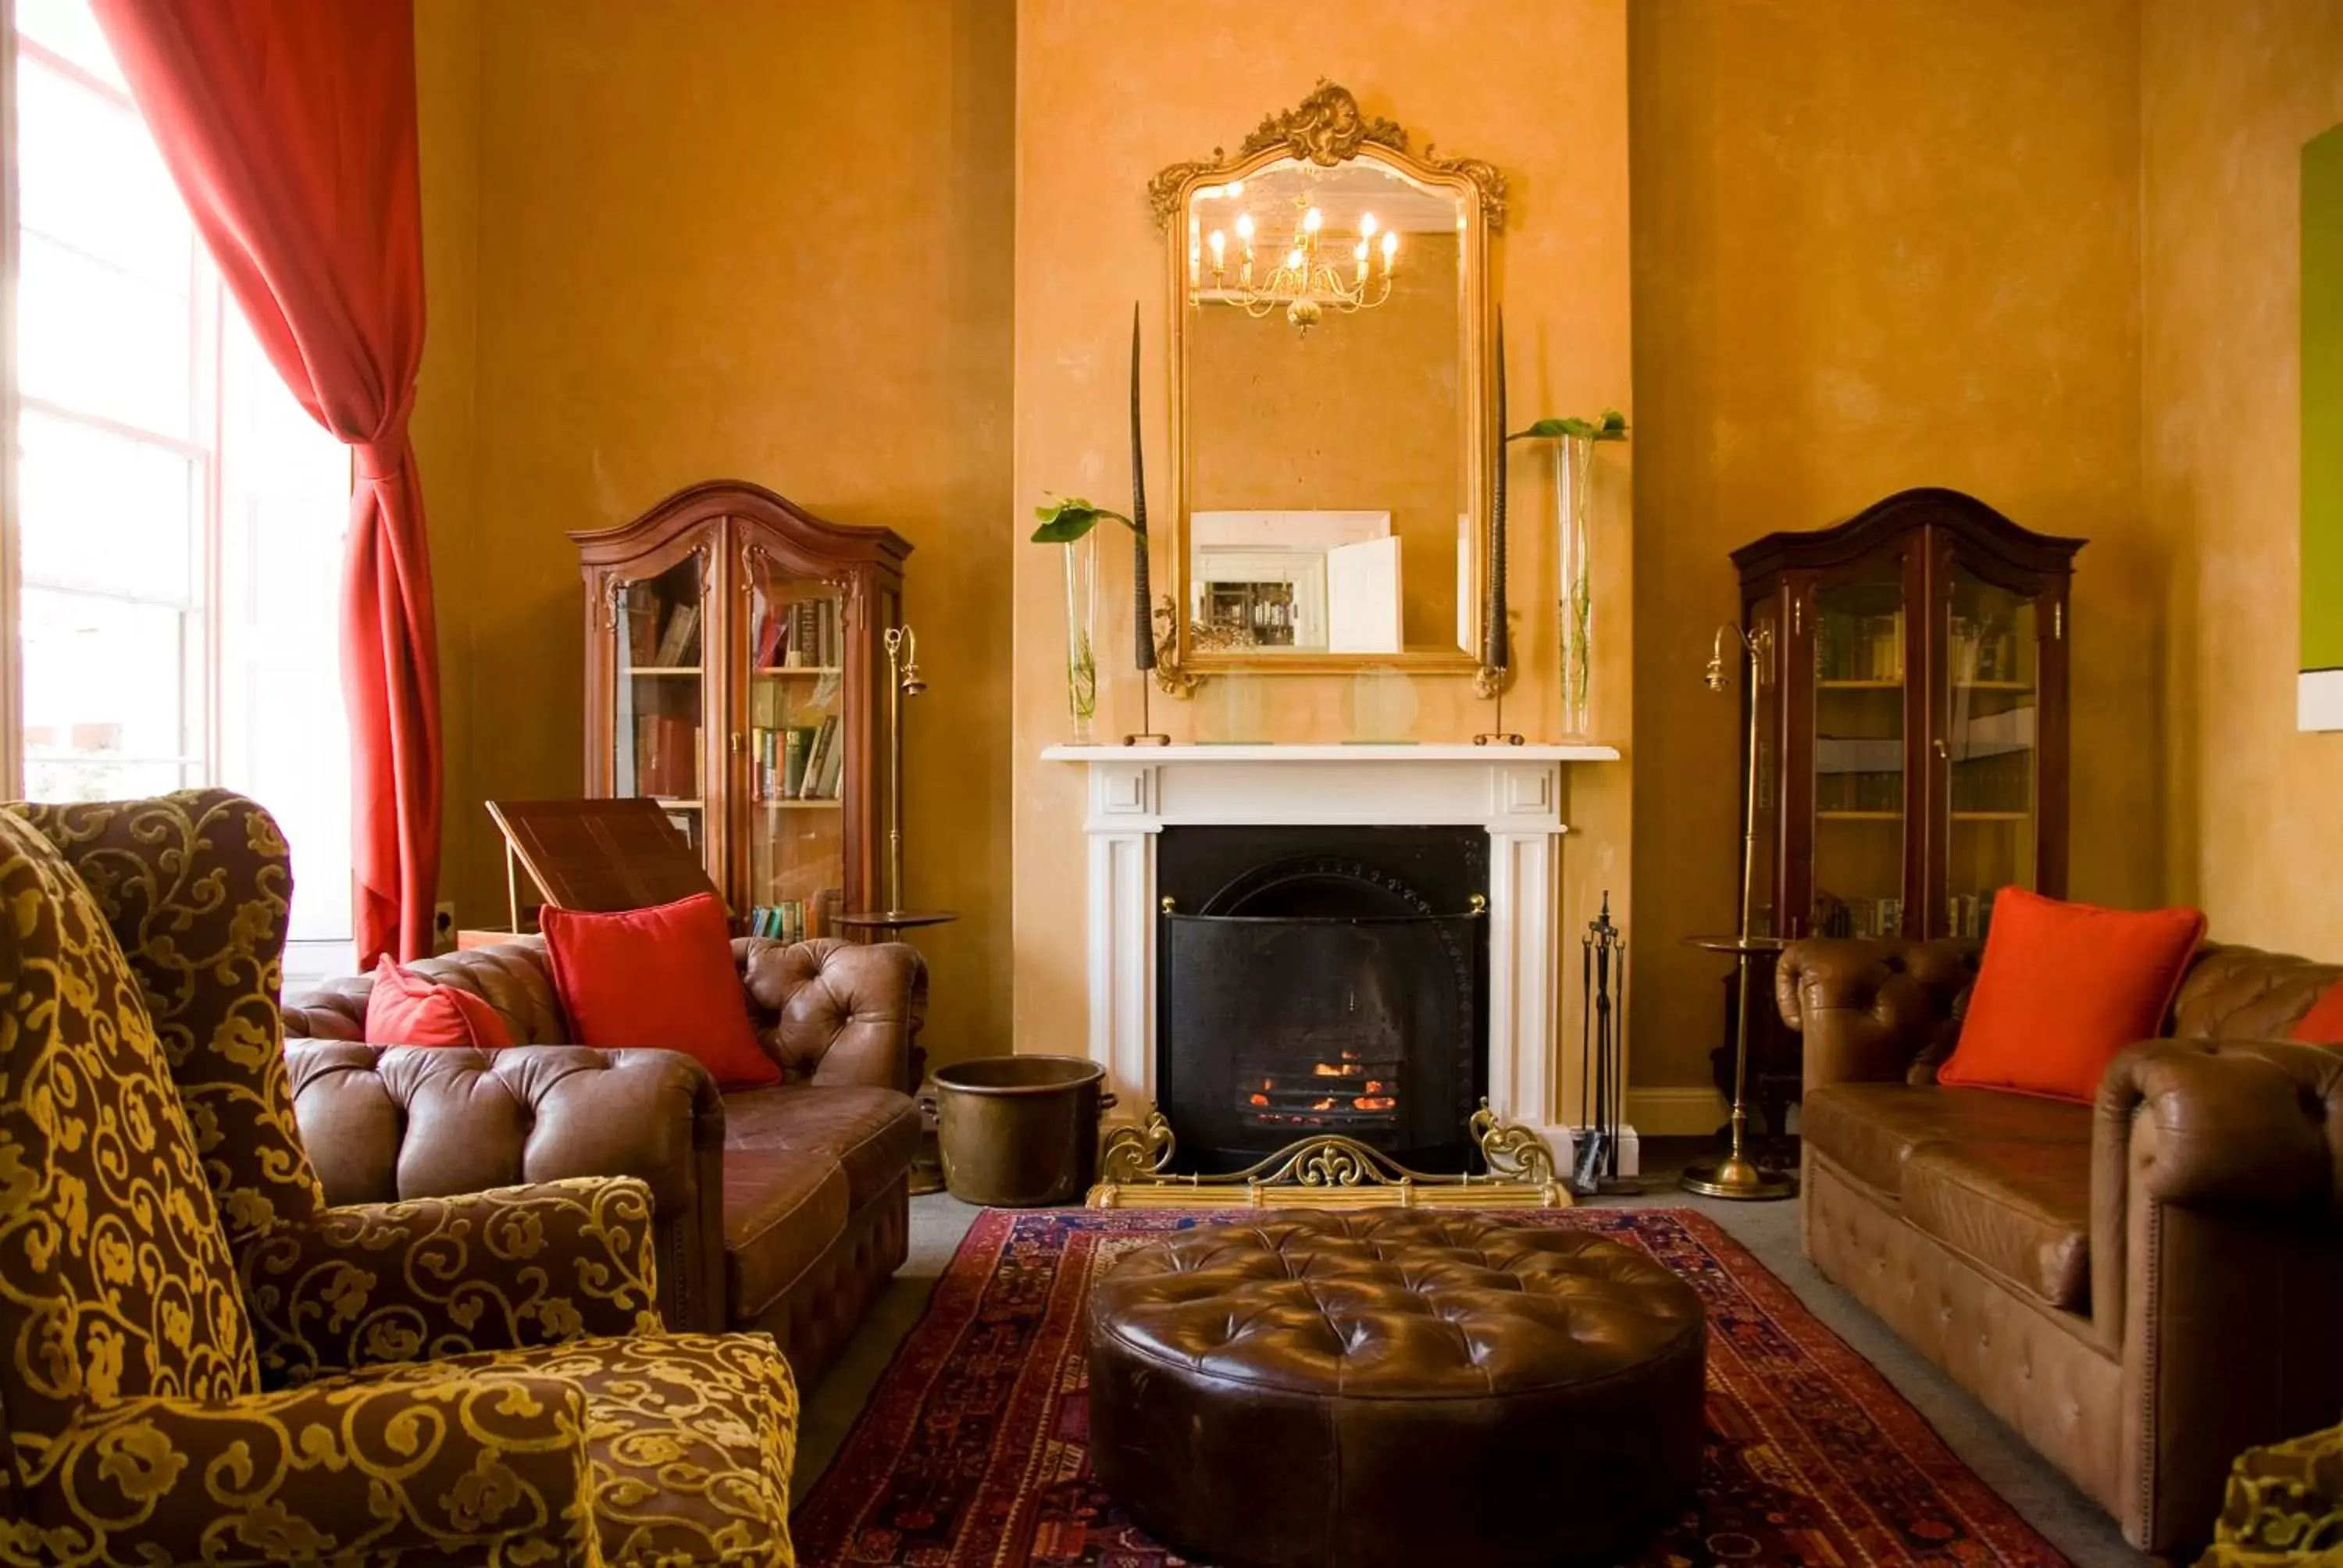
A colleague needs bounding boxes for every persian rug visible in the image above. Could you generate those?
[793,1207,2069,1566]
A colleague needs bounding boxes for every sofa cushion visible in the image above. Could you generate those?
[1804,1081,2091,1197]
[1937,888,2206,1103]
[723,1149,852,1324]
[1901,1139,2093,1311]
[724,1082,921,1211]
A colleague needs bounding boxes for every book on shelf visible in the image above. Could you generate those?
[746,885,845,944]
[814,721,846,798]
[797,715,841,799]
[1817,609,1903,682]
[753,610,786,669]
[634,714,698,798]
[781,726,810,799]
[624,585,665,666]
[651,602,701,667]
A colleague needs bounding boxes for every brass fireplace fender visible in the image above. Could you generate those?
[1086,1099,1572,1210]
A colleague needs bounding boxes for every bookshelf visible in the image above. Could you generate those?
[576,481,910,941]
[1717,488,2083,1134]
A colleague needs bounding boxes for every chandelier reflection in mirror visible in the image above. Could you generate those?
[1188,183,1400,332]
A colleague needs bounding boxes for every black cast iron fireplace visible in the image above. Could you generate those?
[1156,825,1489,1174]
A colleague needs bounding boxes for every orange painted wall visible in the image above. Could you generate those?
[1625,0,2151,1101]
[2143,0,2343,957]
[411,0,480,945]
[414,1,1018,1062]
[1011,0,1636,1109]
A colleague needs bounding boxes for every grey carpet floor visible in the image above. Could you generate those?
[791,1185,2145,1568]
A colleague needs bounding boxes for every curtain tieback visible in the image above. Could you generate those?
[353,427,412,485]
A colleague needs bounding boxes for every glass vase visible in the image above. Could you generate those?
[1553,434,1596,739]
[1061,533,1099,744]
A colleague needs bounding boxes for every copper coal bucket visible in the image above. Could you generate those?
[931,1056,1113,1207]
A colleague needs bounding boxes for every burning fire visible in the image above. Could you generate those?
[1248,1092,1269,1107]
[1352,1096,1396,1111]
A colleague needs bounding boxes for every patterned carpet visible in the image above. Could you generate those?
[793,1207,2069,1566]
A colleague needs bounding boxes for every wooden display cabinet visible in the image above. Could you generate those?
[1721,488,2082,1131]
[574,480,909,938]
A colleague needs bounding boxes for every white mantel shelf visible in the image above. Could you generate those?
[1043,743,1621,763]
[1044,737,1631,1174]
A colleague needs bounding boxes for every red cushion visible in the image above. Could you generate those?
[540,892,779,1089]
[2293,978,2343,1046]
[1937,888,2207,1103]
[364,957,515,1049]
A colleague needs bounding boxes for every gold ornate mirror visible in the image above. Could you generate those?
[1152,83,1503,682]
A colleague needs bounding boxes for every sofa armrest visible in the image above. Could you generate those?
[1775,937,1981,1092]
[2092,1039,2343,1211]
[737,935,927,1090]
[285,1042,728,1335]
[281,971,373,1042]
[241,1176,665,1384]
[2088,1038,2343,1551]
[27,1372,589,1564]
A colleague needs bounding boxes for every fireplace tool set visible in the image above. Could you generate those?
[1571,892,1636,1196]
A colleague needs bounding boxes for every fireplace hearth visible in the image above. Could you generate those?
[1157,825,1488,1174]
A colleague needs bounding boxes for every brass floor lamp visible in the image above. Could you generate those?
[1680,622,1796,1202]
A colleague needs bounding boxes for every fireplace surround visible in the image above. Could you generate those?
[1043,742,1624,1171]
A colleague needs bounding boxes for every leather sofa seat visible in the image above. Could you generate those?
[719,1085,918,1326]
[1902,1139,2092,1310]
[725,1082,922,1211]
[724,1153,853,1326]
[1804,1079,2091,1196]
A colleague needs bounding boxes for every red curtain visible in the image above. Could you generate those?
[92,0,440,965]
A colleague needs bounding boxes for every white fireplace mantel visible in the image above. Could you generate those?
[1042,742,1623,1171]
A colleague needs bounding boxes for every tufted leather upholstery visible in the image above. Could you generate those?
[284,932,924,1384]
[1086,1210,1705,1568]
[1781,934,2343,1553]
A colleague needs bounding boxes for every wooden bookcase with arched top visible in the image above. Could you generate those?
[573,480,910,938]
[1720,488,2082,1133]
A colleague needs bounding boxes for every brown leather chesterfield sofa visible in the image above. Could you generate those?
[1778,936,2343,1554]
[283,932,925,1384]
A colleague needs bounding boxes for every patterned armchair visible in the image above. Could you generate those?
[0,791,797,1566]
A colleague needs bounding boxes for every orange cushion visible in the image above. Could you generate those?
[2292,979,2343,1046]
[540,892,779,1089]
[1937,888,2206,1103]
[365,957,515,1049]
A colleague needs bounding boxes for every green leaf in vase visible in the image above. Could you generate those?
[1030,495,1138,543]
[1507,409,1630,443]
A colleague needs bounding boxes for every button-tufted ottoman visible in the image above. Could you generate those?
[1085,1209,1707,1568]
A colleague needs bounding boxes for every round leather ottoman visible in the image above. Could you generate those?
[1086,1210,1706,1568]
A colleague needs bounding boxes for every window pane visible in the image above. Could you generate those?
[217,295,352,943]
[25,758,193,802]
[20,233,196,435]
[16,0,127,90]
[20,587,201,783]
[17,410,199,603]
[16,57,190,289]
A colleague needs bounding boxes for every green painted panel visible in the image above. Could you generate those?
[2306,123,2343,673]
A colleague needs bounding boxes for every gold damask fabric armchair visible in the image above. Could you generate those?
[0,791,797,1566]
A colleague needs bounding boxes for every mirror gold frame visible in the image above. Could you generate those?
[1150,82,1506,689]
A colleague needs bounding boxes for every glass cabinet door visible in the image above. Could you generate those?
[741,559,848,942]
[612,552,707,857]
[1942,565,2039,938]
[1810,570,1906,938]
[1746,596,1781,939]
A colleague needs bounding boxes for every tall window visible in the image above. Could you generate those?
[10,0,355,972]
